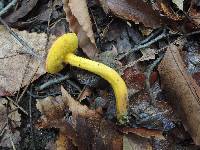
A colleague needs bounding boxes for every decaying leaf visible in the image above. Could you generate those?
[36,87,123,149]
[159,40,200,145]
[3,0,39,25]
[122,127,165,140]
[0,25,55,96]
[154,0,181,21]
[99,0,182,29]
[99,0,164,29]
[63,0,99,58]
[0,98,21,148]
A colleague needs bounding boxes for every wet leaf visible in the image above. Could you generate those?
[63,0,99,58]
[100,0,182,30]
[159,40,200,145]
[99,0,164,29]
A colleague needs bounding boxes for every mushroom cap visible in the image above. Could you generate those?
[46,33,78,73]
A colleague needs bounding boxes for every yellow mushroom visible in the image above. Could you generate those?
[46,33,128,124]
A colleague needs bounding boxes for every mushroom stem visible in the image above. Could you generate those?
[65,53,128,123]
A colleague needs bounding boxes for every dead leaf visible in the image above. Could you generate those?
[3,0,39,25]
[61,86,100,119]
[0,98,21,148]
[100,0,164,28]
[154,0,181,21]
[77,86,92,102]
[122,127,165,140]
[36,87,123,149]
[158,40,200,145]
[63,0,99,58]
[0,25,55,96]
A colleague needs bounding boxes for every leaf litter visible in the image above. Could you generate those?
[1,0,200,149]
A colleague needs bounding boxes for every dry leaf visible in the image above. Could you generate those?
[61,86,100,119]
[0,25,55,96]
[159,41,200,145]
[63,0,99,58]
[77,86,92,102]
[36,87,123,149]
[0,98,21,148]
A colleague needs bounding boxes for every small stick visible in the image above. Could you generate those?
[0,0,17,16]
[119,31,167,59]
[27,91,61,99]
[139,28,163,45]
[38,74,70,91]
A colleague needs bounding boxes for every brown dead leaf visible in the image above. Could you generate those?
[122,127,165,140]
[61,86,100,119]
[63,0,99,58]
[77,86,92,102]
[36,87,123,149]
[154,0,181,21]
[0,25,55,96]
[0,98,21,148]
[159,40,200,145]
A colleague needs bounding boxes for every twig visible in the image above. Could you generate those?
[139,28,163,45]
[0,0,17,16]
[27,91,61,99]
[6,97,28,115]
[0,18,42,60]
[66,80,81,92]
[17,63,40,103]
[119,30,167,59]
[38,74,70,91]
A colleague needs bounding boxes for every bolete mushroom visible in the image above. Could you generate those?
[46,33,128,124]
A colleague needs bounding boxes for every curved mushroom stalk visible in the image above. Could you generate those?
[46,33,128,124]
